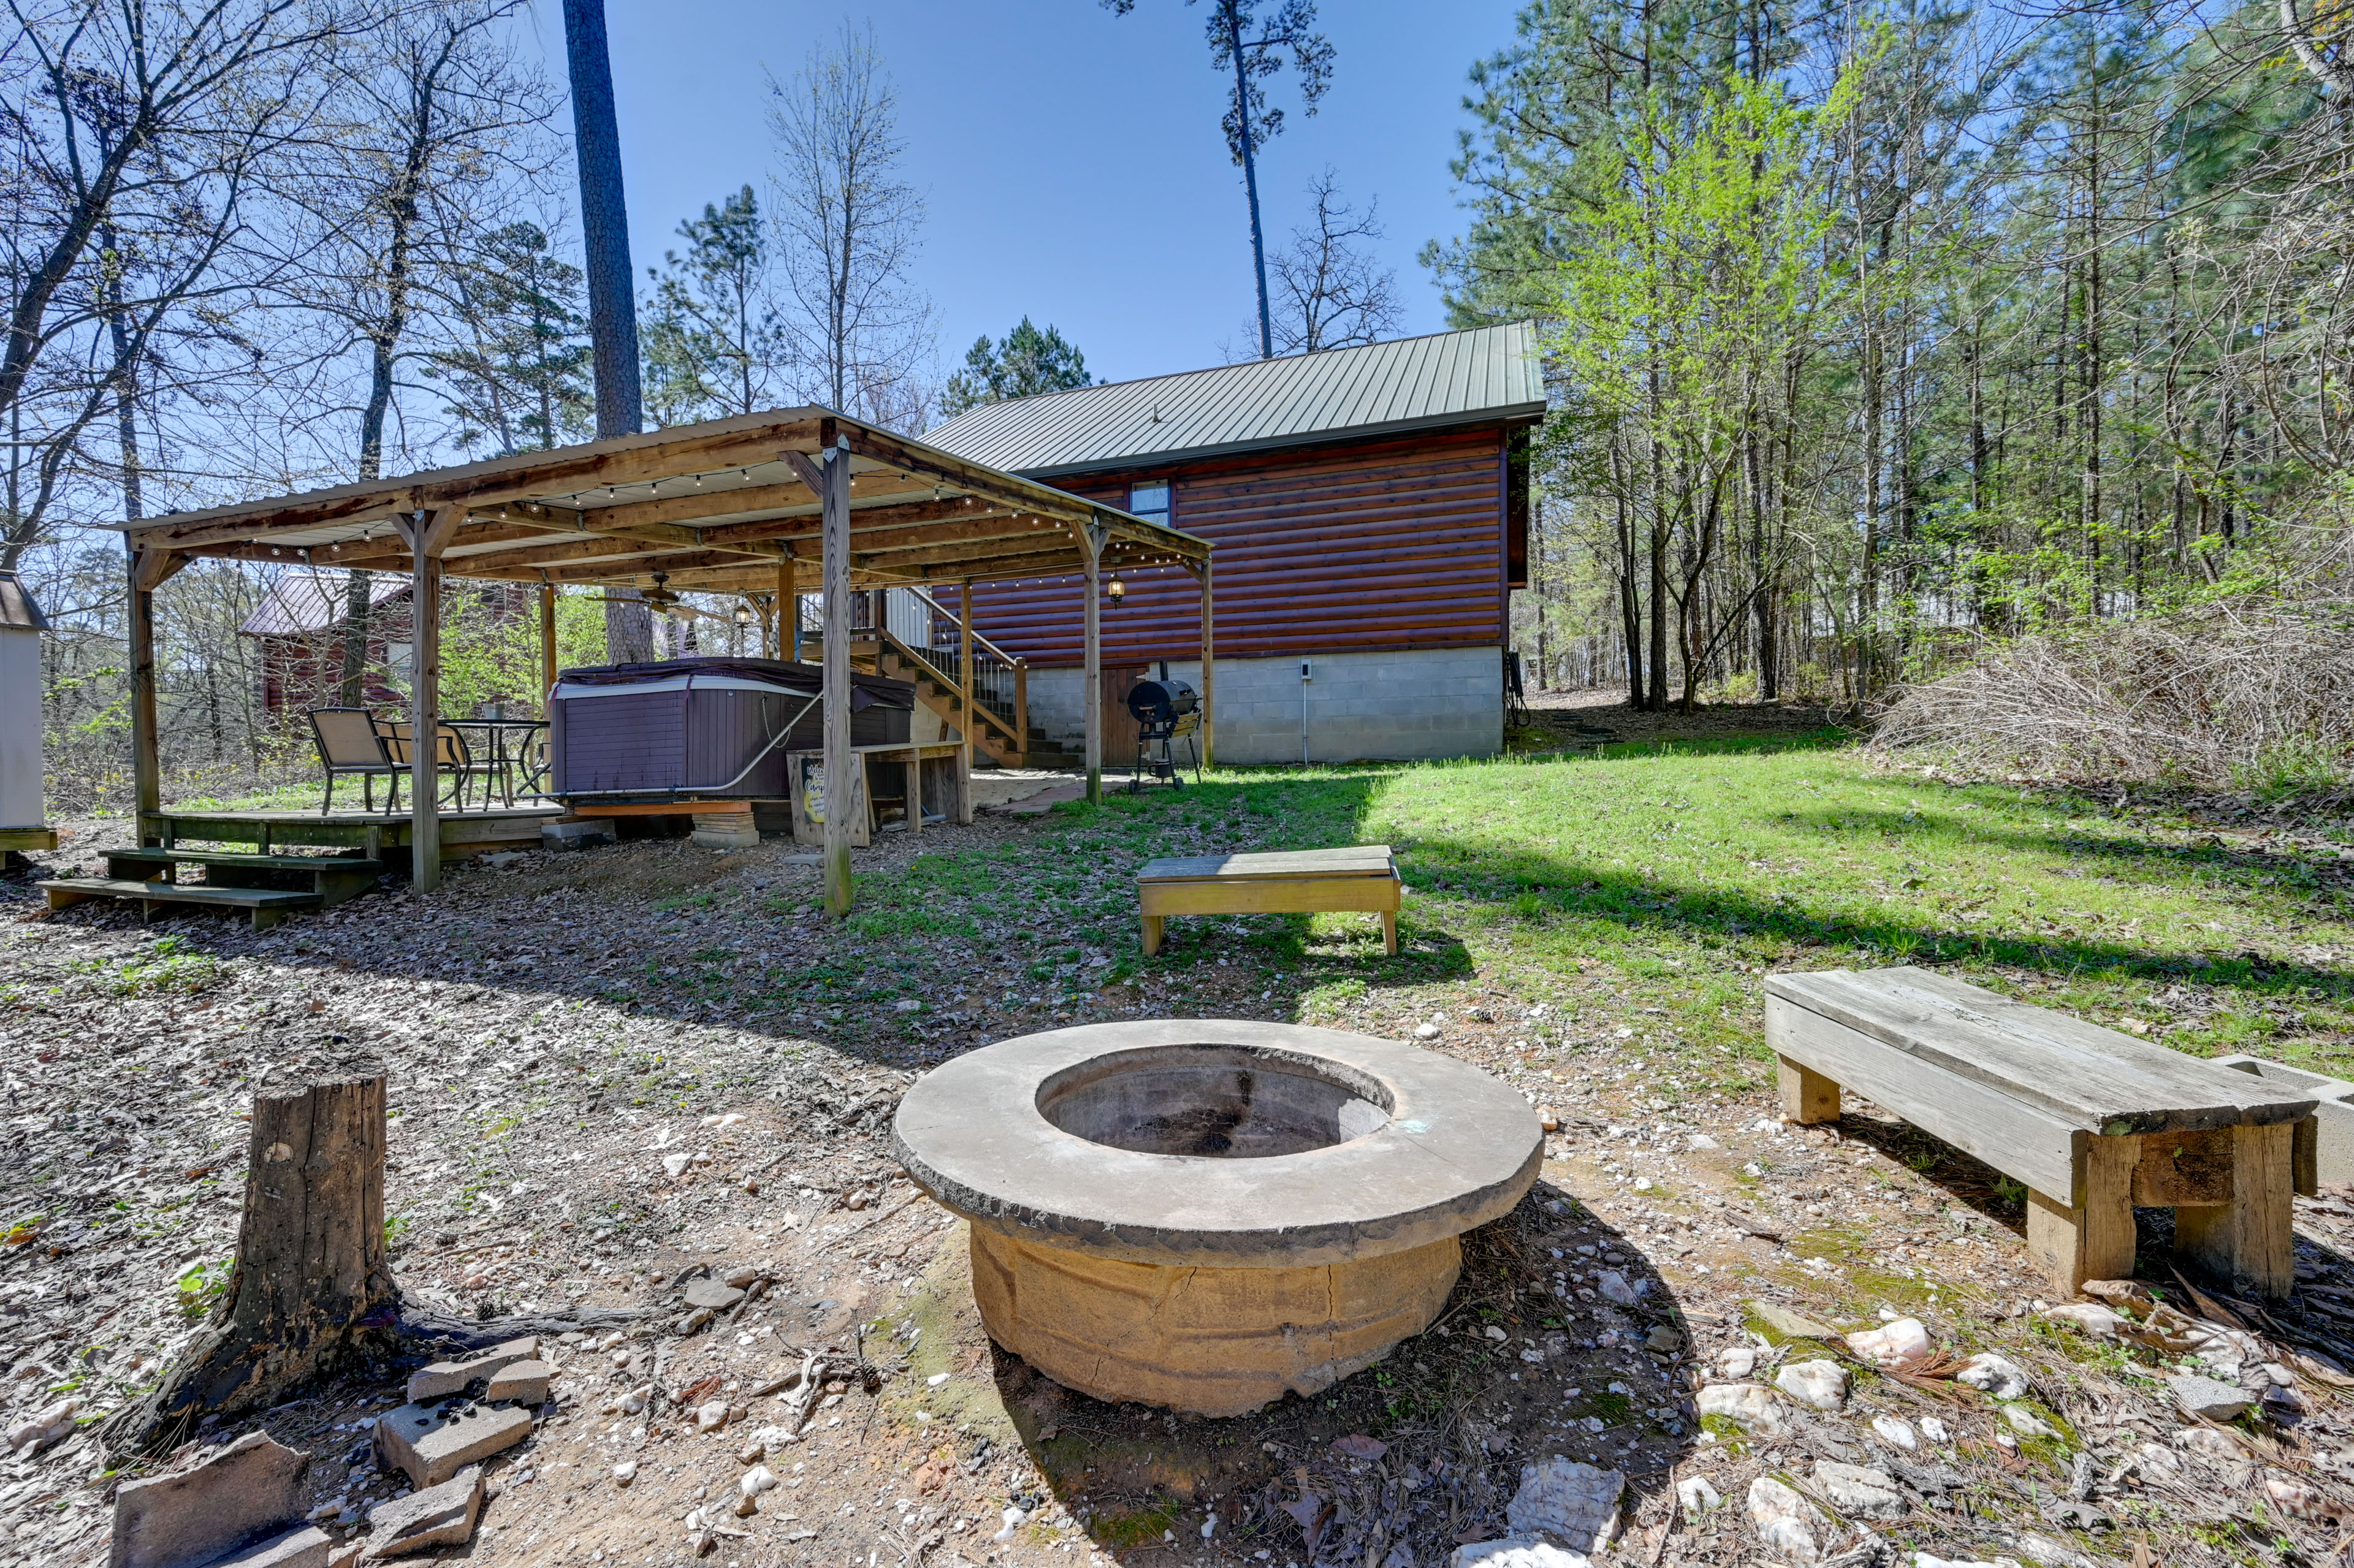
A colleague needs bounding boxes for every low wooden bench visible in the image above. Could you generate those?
[1136,846,1401,957]
[1766,966,2318,1300]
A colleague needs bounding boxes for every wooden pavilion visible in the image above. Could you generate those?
[104,409,1213,914]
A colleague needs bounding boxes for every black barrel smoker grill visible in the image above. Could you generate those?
[1124,672,1202,791]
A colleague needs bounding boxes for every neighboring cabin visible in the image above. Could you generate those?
[924,322,1543,765]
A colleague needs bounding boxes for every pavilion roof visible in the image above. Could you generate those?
[112,408,1209,593]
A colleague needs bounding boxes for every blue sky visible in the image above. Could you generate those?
[522,0,1525,389]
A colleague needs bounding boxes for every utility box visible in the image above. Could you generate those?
[0,571,53,853]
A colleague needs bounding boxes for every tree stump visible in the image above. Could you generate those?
[105,1062,398,1455]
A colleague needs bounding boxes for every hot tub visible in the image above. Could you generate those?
[548,657,912,801]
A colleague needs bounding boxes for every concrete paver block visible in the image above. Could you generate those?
[216,1527,332,1567]
[405,1338,538,1401]
[360,1465,483,1559]
[483,1359,552,1404]
[375,1401,533,1488]
[110,1431,311,1568]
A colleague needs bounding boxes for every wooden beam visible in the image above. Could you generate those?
[395,507,465,891]
[784,443,856,916]
[539,582,558,702]
[1082,522,1103,805]
[1195,556,1215,770]
[958,579,976,788]
[126,416,828,551]
[126,549,184,833]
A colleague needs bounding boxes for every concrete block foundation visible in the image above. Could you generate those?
[1023,646,1503,766]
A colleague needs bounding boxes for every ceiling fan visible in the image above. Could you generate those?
[588,573,706,620]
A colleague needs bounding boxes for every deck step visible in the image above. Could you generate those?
[39,878,323,930]
[110,850,384,873]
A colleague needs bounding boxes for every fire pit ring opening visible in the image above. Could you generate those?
[893,1019,1543,1417]
[1035,1043,1392,1157]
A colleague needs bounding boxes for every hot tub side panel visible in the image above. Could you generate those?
[550,689,686,795]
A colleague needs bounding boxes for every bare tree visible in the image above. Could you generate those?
[1267,168,1400,354]
[1,0,366,566]
[765,24,934,432]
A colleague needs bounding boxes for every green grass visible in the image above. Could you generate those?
[848,737,2354,1079]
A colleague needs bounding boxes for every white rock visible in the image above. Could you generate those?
[1775,1359,1849,1412]
[1870,1415,1918,1450]
[1919,1416,1952,1444]
[1596,1270,1640,1306]
[1696,1382,1786,1432]
[2130,1441,2184,1480]
[619,1385,650,1415]
[926,1372,951,1387]
[995,1506,1027,1542]
[1715,1347,1758,1379]
[1811,1461,1905,1520]
[696,1398,729,1432]
[2000,1403,2056,1438]
[1414,1022,1442,1040]
[2014,1533,2099,1567]
[1448,1540,1591,1568]
[2264,1472,2329,1518]
[1504,1458,1622,1553]
[740,1465,779,1498]
[1485,1325,1509,1342]
[2176,1426,2248,1465]
[750,1425,798,1453]
[893,998,922,1012]
[1675,1476,1722,1517]
[2037,1302,2124,1338]
[1843,1317,1931,1368]
[1746,1476,1827,1563]
[1689,1133,1721,1150]
[1957,1352,2031,1401]
[2168,1372,2252,1421]
[661,1152,693,1178]
[612,1461,638,1486]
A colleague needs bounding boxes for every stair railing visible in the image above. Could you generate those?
[799,587,1027,755]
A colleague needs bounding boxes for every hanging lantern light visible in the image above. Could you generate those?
[1107,576,1127,607]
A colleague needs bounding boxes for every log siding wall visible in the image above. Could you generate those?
[966,427,1516,668]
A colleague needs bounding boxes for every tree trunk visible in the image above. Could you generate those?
[563,0,642,440]
[104,1065,398,1455]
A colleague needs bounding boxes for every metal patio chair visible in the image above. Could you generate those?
[376,718,491,811]
[308,707,405,816]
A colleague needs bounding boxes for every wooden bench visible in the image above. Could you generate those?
[1766,966,2318,1300]
[1136,846,1401,957]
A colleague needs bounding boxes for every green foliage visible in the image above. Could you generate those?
[940,318,1095,416]
[429,221,593,455]
[77,936,225,997]
[642,186,790,425]
[438,585,606,714]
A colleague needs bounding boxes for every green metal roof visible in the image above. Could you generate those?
[924,322,1545,478]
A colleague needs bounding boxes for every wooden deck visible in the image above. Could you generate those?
[141,804,563,862]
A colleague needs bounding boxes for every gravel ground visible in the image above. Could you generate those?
[3,782,2354,1568]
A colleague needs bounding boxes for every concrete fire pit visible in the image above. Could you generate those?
[891,1019,1543,1416]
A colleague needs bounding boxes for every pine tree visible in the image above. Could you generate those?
[432,222,593,455]
[641,186,788,426]
[940,319,1097,416]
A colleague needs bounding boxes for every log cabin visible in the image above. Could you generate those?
[923,322,1544,765]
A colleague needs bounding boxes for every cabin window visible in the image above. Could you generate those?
[1128,482,1171,523]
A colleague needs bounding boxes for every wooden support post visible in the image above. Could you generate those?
[2176,1121,2296,1299]
[777,561,792,661]
[1081,520,1103,804]
[1195,555,1214,771]
[2025,1133,2139,1298]
[538,580,558,701]
[1013,657,1028,764]
[396,508,464,891]
[1777,1054,1840,1124]
[958,578,975,778]
[126,549,185,843]
[785,439,855,915]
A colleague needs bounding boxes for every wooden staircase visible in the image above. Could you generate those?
[867,636,1028,767]
[40,845,386,931]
